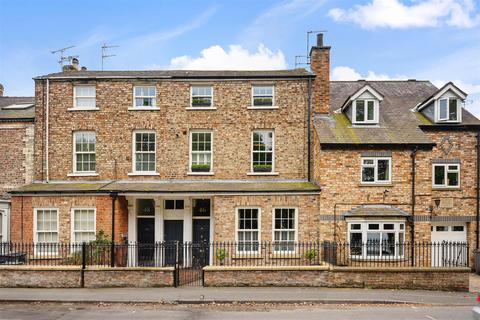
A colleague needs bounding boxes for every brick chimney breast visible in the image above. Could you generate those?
[310,33,331,114]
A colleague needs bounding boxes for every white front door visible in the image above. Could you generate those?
[431,223,467,267]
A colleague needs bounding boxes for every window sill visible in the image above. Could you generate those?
[127,172,160,176]
[186,107,217,111]
[359,183,393,187]
[67,172,99,177]
[247,172,279,176]
[432,187,461,191]
[67,107,99,111]
[247,106,279,110]
[128,107,160,111]
[187,172,215,176]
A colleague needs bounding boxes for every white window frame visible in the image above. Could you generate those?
[436,97,462,123]
[432,163,460,188]
[70,208,96,243]
[33,208,59,254]
[251,85,275,108]
[348,220,405,259]
[131,85,158,110]
[189,130,214,175]
[235,207,261,254]
[352,99,379,125]
[72,131,96,174]
[131,130,157,175]
[250,130,275,174]
[72,85,97,110]
[360,157,392,184]
[272,207,298,253]
[189,85,214,109]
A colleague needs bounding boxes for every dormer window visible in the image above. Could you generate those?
[354,99,377,124]
[438,97,461,122]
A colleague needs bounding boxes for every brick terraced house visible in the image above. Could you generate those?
[0,84,35,243]
[8,34,480,268]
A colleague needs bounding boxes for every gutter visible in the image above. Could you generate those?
[320,143,436,149]
[33,75,316,81]
[0,118,35,123]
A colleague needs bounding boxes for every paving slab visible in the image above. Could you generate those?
[0,287,475,306]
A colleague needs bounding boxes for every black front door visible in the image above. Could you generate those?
[192,219,210,266]
[137,218,155,266]
[164,220,183,265]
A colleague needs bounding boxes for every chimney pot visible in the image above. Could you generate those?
[81,66,87,71]
[316,33,324,47]
[72,57,79,70]
[0,83,3,97]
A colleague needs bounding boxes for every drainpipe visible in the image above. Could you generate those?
[410,147,417,267]
[476,132,480,250]
[307,77,312,181]
[110,192,118,267]
[45,79,50,182]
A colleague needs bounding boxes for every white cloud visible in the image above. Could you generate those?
[328,0,480,29]
[332,66,407,80]
[167,44,287,70]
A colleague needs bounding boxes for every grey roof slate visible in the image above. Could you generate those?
[0,96,35,121]
[314,81,480,146]
[35,69,314,80]
[344,205,410,217]
[11,181,321,194]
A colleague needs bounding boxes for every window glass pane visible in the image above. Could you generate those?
[356,100,365,122]
[448,98,458,121]
[439,99,448,119]
[350,232,362,256]
[452,226,464,232]
[192,86,212,107]
[366,232,380,255]
[137,199,155,216]
[377,159,390,181]
[368,223,380,230]
[350,223,361,230]
[382,232,395,256]
[362,167,374,182]
[165,200,175,210]
[383,223,394,230]
[447,171,459,186]
[434,165,445,186]
[367,101,375,120]
[252,86,273,107]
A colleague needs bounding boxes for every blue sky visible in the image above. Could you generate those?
[1,0,479,114]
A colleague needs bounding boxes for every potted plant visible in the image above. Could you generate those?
[304,248,318,265]
[191,164,211,172]
[253,164,272,173]
[215,248,229,265]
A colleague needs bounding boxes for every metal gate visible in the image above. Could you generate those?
[174,242,209,287]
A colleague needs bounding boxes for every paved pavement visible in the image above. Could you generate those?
[0,303,473,320]
[0,287,475,306]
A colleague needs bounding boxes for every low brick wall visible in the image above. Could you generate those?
[0,266,82,288]
[0,266,174,288]
[203,266,470,291]
[84,267,174,288]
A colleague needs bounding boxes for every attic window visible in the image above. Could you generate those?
[438,98,460,122]
[353,99,378,124]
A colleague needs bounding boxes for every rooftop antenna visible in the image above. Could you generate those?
[101,43,119,71]
[294,30,328,68]
[51,45,77,69]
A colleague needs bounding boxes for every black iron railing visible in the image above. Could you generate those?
[0,241,469,268]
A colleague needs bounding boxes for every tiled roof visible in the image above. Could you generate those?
[314,81,479,146]
[11,181,321,194]
[344,205,410,217]
[35,69,314,80]
[0,96,35,121]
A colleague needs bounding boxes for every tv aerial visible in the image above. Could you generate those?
[101,43,119,70]
[51,45,78,69]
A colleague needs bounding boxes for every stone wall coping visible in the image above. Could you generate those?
[0,266,81,271]
[85,267,174,272]
[203,265,329,271]
[331,266,471,273]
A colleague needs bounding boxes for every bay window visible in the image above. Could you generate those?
[348,221,405,258]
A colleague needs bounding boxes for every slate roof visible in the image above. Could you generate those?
[0,96,35,121]
[11,181,321,194]
[35,69,314,80]
[314,81,480,146]
[344,205,410,218]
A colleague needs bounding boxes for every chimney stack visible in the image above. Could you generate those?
[0,83,3,97]
[62,58,80,72]
[310,33,330,114]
